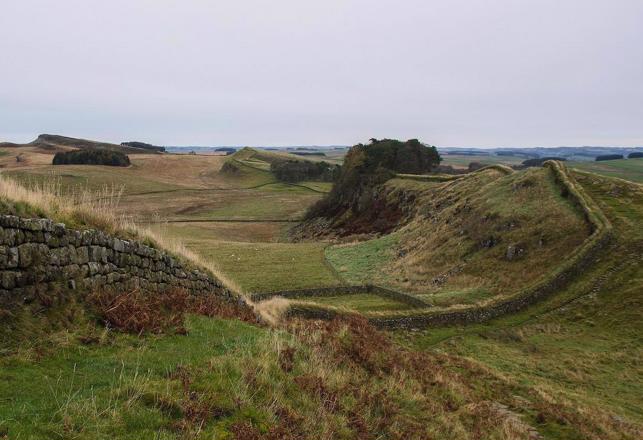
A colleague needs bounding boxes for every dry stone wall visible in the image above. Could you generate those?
[0,215,232,306]
[251,284,429,308]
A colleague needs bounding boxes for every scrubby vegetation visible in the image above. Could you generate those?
[306,138,440,221]
[53,149,131,167]
[270,160,339,183]
[88,288,256,335]
[628,152,643,158]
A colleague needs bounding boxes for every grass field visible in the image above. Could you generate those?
[297,293,413,312]
[440,153,527,168]
[325,233,400,286]
[569,158,643,183]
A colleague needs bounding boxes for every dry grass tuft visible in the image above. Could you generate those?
[253,297,291,326]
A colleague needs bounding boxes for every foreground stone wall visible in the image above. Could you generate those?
[0,215,232,306]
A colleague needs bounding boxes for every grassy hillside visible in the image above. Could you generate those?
[404,171,643,435]
[324,166,590,308]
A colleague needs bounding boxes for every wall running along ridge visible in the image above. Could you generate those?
[395,163,515,182]
[0,216,234,308]
[286,161,613,329]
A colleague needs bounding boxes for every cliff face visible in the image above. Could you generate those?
[0,215,233,309]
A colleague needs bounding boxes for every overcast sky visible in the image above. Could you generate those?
[1,0,641,147]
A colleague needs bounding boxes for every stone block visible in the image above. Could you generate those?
[77,247,89,264]
[113,238,125,252]
[1,271,16,289]
[53,223,66,236]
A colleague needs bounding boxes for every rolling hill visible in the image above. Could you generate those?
[0,134,161,154]
[0,138,640,439]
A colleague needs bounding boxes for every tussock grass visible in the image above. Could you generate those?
[4,314,638,439]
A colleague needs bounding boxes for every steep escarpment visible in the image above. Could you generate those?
[317,165,593,309]
[293,138,441,238]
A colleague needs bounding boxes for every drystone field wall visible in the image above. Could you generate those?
[286,161,613,329]
[251,285,429,308]
[0,215,232,306]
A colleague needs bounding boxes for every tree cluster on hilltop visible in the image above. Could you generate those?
[52,149,131,167]
[271,160,340,183]
[306,138,440,219]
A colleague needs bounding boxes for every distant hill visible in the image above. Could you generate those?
[439,146,643,161]
[0,134,160,154]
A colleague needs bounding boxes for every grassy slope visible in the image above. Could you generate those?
[4,305,639,439]
[569,158,643,183]
[325,167,590,308]
[401,171,643,432]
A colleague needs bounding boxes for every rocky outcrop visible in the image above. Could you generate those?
[0,215,233,307]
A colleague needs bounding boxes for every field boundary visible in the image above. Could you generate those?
[0,214,237,310]
[284,161,613,329]
[250,284,430,309]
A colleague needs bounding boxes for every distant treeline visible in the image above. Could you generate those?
[271,160,340,183]
[629,152,643,159]
[595,154,624,161]
[496,151,538,158]
[120,141,165,152]
[53,149,131,167]
[292,152,326,157]
[443,151,490,156]
[522,157,566,167]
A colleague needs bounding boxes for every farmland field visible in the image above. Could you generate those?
[569,158,643,183]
